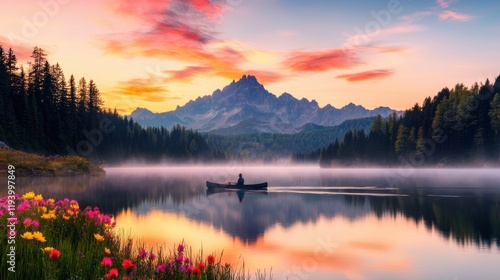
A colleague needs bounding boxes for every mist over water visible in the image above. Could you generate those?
[16,166,500,279]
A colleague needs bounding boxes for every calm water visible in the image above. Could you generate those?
[17,166,500,280]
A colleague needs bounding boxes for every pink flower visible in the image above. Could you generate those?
[105,268,119,279]
[101,257,113,267]
[177,244,184,253]
[17,201,30,212]
[149,252,156,261]
[31,220,40,229]
[23,218,32,228]
[156,263,167,273]
[184,257,190,264]
[176,255,184,263]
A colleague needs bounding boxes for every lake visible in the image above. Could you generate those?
[17,166,500,280]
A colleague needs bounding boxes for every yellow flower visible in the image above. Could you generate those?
[32,231,46,242]
[42,247,54,253]
[38,206,47,214]
[70,201,79,210]
[21,232,34,240]
[94,233,105,242]
[67,209,74,216]
[62,215,71,220]
[104,247,111,255]
[34,194,43,201]
[104,223,113,230]
[46,198,55,205]
[22,192,35,200]
[41,213,56,220]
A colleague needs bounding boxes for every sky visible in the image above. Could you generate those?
[1,0,499,114]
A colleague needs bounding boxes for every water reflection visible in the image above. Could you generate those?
[15,166,500,279]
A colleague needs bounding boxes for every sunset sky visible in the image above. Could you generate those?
[2,0,499,114]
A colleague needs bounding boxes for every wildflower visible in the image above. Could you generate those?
[17,201,30,212]
[34,194,43,201]
[207,255,215,265]
[23,218,32,228]
[32,231,46,242]
[176,255,184,263]
[139,248,147,259]
[104,247,111,255]
[177,244,184,253]
[192,267,201,275]
[156,263,167,273]
[197,262,206,271]
[38,206,47,214]
[41,212,56,220]
[43,247,54,253]
[31,220,40,229]
[62,215,71,220]
[94,233,105,242]
[184,257,190,264]
[70,200,79,210]
[149,252,156,261]
[22,192,35,200]
[122,259,136,270]
[104,268,119,279]
[46,198,55,205]
[21,232,34,240]
[101,257,113,267]
[49,249,61,260]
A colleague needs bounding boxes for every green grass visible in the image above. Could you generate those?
[0,149,105,176]
[0,192,273,280]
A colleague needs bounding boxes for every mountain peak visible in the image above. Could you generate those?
[237,75,260,86]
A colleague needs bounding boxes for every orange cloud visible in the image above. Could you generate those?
[439,10,471,21]
[336,69,394,82]
[111,78,175,102]
[283,48,361,72]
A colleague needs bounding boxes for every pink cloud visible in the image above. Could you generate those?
[336,69,394,82]
[0,36,35,61]
[283,48,361,72]
[437,0,453,8]
[439,10,471,21]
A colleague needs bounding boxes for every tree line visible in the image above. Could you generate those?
[296,77,500,166]
[0,46,215,162]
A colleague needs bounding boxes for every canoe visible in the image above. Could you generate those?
[206,181,268,190]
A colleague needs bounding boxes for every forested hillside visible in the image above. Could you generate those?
[0,46,215,162]
[304,78,500,166]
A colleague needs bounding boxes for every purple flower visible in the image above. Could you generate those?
[177,244,184,253]
[139,248,147,259]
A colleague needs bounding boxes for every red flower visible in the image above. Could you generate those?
[101,257,113,267]
[197,262,206,271]
[192,267,201,275]
[105,268,119,279]
[207,255,215,265]
[122,259,136,270]
[49,249,61,260]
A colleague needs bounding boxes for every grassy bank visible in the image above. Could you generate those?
[0,149,105,176]
[0,192,271,280]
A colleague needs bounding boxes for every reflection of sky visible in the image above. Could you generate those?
[116,210,500,280]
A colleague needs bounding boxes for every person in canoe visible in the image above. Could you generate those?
[237,173,244,185]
